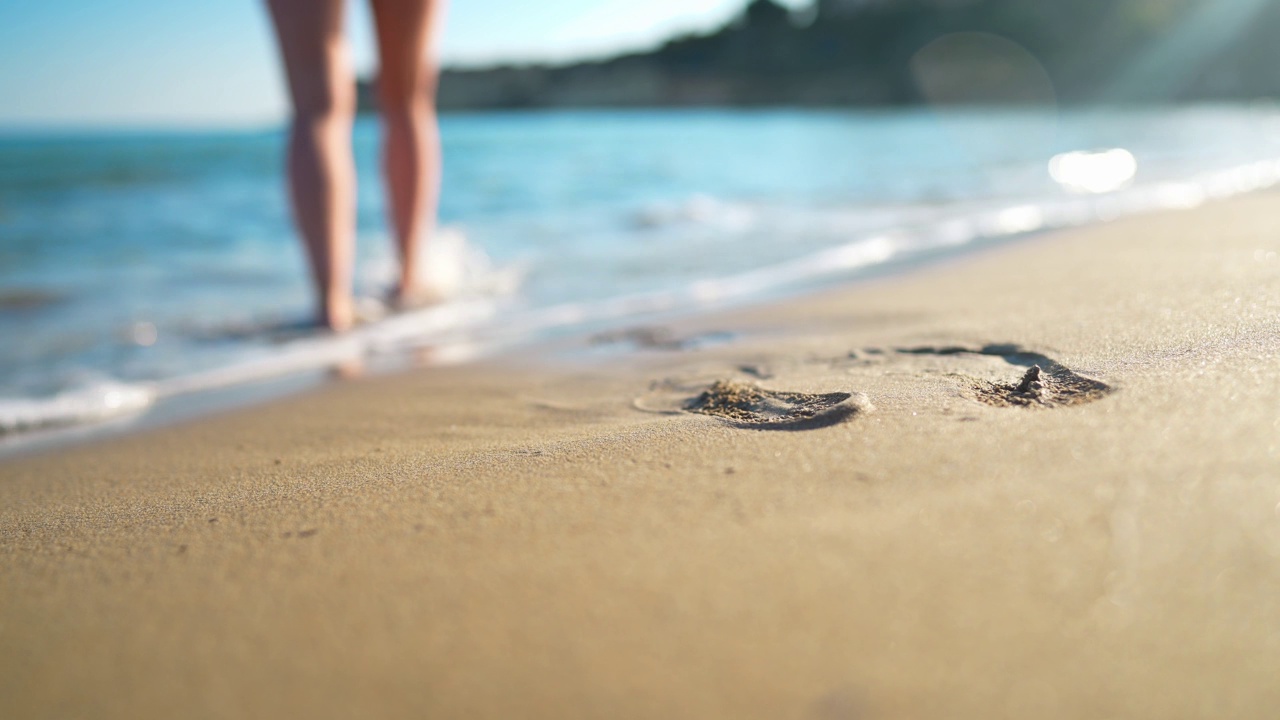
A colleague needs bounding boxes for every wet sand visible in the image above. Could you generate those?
[4,193,1280,718]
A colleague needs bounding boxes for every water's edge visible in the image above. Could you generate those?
[4,156,1276,461]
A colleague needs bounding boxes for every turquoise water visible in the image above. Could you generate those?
[3,106,1280,435]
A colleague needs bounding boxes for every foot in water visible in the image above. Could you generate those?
[317,281,448,332]
[388,281,447,312]
[320,293,356,333]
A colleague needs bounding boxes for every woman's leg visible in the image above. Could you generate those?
[266,0,358,330]
[370,0,445,302]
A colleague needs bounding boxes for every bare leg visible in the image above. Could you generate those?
[266,0,357,331]
[370,0,445,303]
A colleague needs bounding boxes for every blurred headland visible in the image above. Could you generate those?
[359,0,1280,112]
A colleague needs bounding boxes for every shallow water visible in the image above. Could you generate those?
[3,106,1280,436]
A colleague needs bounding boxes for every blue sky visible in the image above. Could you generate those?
[0,0,803,128]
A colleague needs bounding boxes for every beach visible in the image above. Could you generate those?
[4,191,1280,717]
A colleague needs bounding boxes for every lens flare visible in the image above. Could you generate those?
[1048,149,1137,194]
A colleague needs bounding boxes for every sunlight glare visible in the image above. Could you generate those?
[1049,149,1138,194]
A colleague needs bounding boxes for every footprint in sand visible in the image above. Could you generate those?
[633,343,1103,427]
[893,343,1112,408]
[636,379,872,430]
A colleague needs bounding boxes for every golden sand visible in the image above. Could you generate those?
[4,193,1280,718]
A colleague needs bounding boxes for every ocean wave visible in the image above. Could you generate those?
[631,194,756,231]
[0,227,518,441]
[0,380,156,436]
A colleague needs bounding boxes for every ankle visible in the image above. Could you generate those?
[320,293,355,332]
[395,271,419,299]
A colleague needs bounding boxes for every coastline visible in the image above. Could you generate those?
[7,109,1280,447]
[5,192,1280,717]
[9,144,1279,455]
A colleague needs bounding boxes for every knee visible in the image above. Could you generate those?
[291,77,357,127]
[376,64,438,119]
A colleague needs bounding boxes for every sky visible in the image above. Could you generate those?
[0,0,804,129]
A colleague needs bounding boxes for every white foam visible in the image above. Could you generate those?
[0,380,156,436]
[417,227,524,300]
[0,227,518,440]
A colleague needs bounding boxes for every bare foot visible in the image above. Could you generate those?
[320,293,356,332]
[389,281,446,312]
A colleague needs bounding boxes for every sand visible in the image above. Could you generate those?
[4,193,1280,718]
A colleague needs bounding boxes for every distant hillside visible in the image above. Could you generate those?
[358,0,1280,112]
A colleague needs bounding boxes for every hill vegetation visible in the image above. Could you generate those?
[358,0,1280,111]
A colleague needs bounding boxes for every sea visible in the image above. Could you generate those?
[4,105,1280,444]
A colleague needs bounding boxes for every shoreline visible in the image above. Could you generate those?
[9,106,1280,453]
[9,151,1279,460]
[5,193,1280,717]
[0,216,1125,462]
